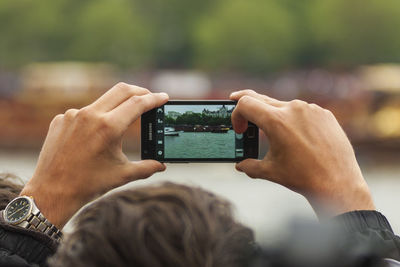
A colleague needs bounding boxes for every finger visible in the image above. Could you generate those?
[89,82,151,112]
[230,89,285,107]
[231,95,277,134]
[123,160,166,182]
[63,108,79,121]
[108,92,169,132]
[236,159,274,180]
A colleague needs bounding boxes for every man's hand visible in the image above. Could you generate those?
[230,90,375,218]
[20,83,169,228]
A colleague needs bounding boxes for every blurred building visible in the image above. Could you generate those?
[360,64,400,140]
[0,62,122,149]
[2,63,400,151]
[150,71,212,98]
[202,105,232,118]
[19,62,117,106]
[167,111,181,120]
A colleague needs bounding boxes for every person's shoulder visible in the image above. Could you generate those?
[0,220,58,266]
[334,210,394,233]
[384,258,400,267]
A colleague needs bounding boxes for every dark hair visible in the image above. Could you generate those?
[0,173,23,210]
[50,182,255,267]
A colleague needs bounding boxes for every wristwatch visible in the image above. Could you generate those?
[2,196,63,242]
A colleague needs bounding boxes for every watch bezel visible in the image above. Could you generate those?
[4,196,33,225]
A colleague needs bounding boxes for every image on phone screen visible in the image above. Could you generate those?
[141,101,258,162]
[163,103,242,158]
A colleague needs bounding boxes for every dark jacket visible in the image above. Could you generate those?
[0,210,399,267]
[0,222,57,267]
[252,211,400,267]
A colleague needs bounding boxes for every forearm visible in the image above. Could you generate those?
[304,175,376,220]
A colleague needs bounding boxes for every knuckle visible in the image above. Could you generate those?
[290,99,306,106]
[115,82,151,96]
[243,89,256,95]
[54,114,64,121]
[309,103,323,111]
[115,82,130,91]
[50,114,64,126]
[129,95,150,109]
[237,95,252,107]
[64,109,78,120]
[130,95,144,104]
[98,115,112,129]
[289,99,308,110]
[116,82,135,94]
[96,115,116,136]
[135,85,150,94]
[75,107,92,122]
[324,108,335,117]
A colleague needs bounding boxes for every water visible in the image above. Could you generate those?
[165,130,236,158]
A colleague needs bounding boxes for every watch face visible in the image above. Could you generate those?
[5,197,31,224]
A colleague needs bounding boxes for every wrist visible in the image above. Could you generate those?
[304,180,375,219]
[20,182,74,229]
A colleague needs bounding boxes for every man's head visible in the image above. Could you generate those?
[49,182,255,267]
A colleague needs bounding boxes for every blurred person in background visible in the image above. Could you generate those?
[0,83,399,267]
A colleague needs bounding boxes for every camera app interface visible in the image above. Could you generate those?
[154,104,244,159]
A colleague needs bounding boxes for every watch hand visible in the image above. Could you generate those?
[8,206,26,218]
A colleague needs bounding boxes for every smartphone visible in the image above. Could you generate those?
[141,100,259,162]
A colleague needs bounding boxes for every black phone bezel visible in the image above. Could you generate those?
[141,100,259,162]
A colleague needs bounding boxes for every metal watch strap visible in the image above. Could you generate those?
[22,210,63,242]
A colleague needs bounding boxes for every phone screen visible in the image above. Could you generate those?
[142,101,258,162]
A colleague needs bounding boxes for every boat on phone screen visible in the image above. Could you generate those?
[164,127,179,136]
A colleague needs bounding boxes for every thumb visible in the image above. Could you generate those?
[236,159,273,180]
[124,160,166,181]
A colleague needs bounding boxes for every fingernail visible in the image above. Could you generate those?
[235,164,243,172]
[230,92,238,98]
[160,163,167,171]
[159,92,168,98]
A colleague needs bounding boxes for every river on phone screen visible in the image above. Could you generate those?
[165,130,236,158]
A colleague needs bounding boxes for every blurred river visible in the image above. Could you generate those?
[1,149,399,245]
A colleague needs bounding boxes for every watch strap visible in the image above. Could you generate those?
[22,210,63,242]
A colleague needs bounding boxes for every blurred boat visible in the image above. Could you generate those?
[211,127,229,133]
[165,127,179,136]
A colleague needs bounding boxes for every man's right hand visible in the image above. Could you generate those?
[230,90,375,219]
[20,83,169,229]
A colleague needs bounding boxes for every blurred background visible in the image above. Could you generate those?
[1,0,399,243]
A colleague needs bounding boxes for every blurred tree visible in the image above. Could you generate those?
[279,0,325,67]
[0,0,67,67]
[133,0,214,68]
[165,116,176,125]
[308,0,400,67]
[0,0,154,69]
[1,0,400,71]
[193,0,297,73]
[68,0,154,68]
